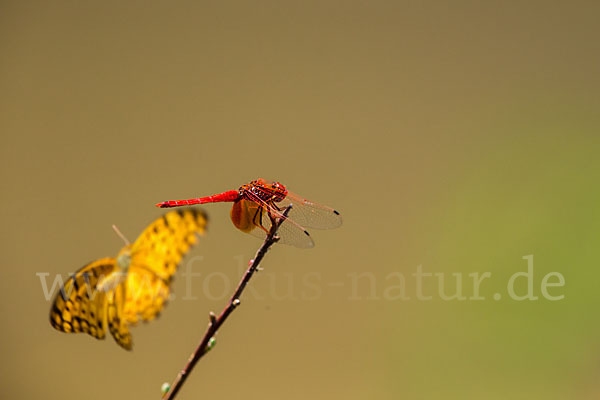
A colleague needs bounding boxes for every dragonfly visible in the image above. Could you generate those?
[156,179,342,248]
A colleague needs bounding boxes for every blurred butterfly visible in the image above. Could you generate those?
[49,209,208,350]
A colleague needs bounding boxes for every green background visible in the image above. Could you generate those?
[1,1,599,399]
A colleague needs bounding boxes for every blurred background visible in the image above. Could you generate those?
[1,1,599,399]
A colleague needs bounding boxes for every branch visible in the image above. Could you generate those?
[161,205,293,400]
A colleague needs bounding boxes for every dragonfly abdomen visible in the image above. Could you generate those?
[156,190,239,208]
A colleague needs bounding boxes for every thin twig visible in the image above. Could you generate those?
[162,205,293,400]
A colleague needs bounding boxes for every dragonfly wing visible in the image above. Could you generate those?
[242,194,315,248]
[254,209,315,248]
[275,192,342,230]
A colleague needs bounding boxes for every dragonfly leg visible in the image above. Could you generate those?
[264,206,281,229]
[252,207,270,234]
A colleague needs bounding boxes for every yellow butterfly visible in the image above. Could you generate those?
[49,209,208,350]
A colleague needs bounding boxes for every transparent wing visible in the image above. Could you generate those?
[277,191,342,230]
[241,195,315,248]
[253,208,315,248]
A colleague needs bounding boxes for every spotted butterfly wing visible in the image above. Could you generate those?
[123,208,208,324]
[107,281,133,350]
[49,258,116,341]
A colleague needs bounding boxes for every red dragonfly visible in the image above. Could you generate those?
[156,179,342,248]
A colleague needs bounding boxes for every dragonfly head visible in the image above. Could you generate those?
[251,179,287,202]
[271,181,287,201]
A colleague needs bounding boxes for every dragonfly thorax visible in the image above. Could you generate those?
[242,179,288,203]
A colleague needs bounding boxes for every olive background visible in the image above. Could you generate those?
[1,1,599,399]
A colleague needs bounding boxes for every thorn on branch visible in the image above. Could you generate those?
[206,337,216,352]
[161,383,171,396]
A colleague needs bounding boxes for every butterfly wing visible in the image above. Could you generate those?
[124,209,208,324]
[123,267,170,324]
[107,282,133,350]
[49,258,116,341]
